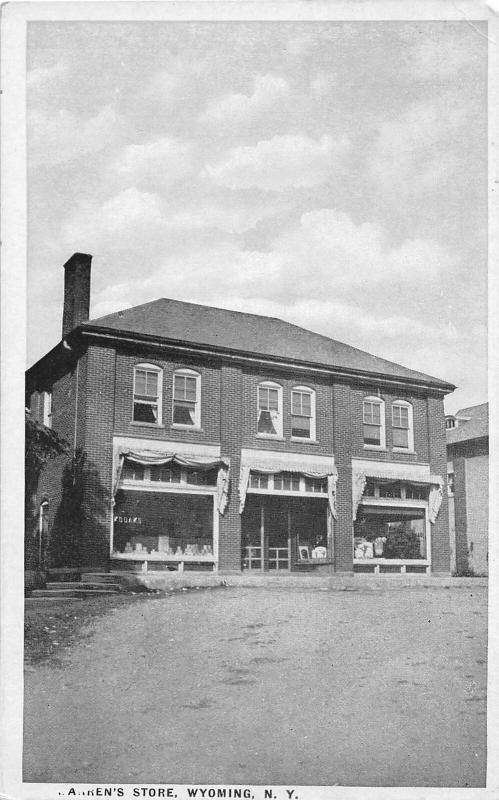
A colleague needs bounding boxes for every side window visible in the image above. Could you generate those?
[132,364,162,424]
[363,396,385,448]
[172,369,201,427]
[257,381,283,437]
[392,401,414,450]
[291,386,316,440]
[41,390,52,428]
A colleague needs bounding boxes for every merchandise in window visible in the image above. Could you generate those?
[133,366,161,424]
[173,372,199,426]
[257,385,281,435]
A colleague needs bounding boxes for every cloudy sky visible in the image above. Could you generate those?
[26,20,487,413]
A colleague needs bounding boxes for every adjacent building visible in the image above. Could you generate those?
[26,253,455,576]
[446,403,489,575]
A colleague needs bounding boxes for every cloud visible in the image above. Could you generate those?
[27,61,66,89]
[61,187,164,246]
[113,137,193,187]
[200,74,290,125]
[28,105,120,168]
[167,195,289,235]
[310,72,335,98]
[368,95,466,197]
[203,134,350,191]
[403,34,482,81]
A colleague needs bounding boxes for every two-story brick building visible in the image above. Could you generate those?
[26,253,455,575]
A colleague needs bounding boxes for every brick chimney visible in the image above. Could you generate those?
[62,253,92,337]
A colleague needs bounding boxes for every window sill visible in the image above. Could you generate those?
[256,434,285,441]
[363,445,386,451]
[290,437,319,444]
[392,447,415,454]
[130,421,165,429]
[171,424,203,432]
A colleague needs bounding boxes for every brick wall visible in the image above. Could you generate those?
[350,386,429,463]
[241,367,334,455]
[449,437,488,575]
[427,396,450,573]
[332,380,353,572]
[113,347,222,444]
[80,344,117,568]
[219,363,243,571]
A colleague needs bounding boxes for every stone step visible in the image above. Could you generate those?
[81,572,125,584]
[30,587,121,598]
[46,581,122,591]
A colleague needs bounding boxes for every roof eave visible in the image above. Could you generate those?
[78,323,456,395]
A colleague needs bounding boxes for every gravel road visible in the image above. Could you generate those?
[23,583,487,786]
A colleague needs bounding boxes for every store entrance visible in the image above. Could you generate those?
[242,495,328,571]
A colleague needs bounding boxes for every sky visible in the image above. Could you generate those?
[26,20,488,414]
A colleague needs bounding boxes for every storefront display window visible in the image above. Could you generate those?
[113,491,213,558]
[354,506,426,560]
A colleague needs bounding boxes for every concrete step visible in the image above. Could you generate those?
[46,581,122,591]
[31,587,122,599]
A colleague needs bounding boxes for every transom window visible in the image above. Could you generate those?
[173,369,201,428]
[250,472,269,489]
[392,401,414,450]
[304,477,327,493]
[291,387,316,440]
[363,396,385,448]
[121,460,216,487]
[257,382,283,437]
[274,473,300,491]
[150,464,181,483]
[133,364,162,424]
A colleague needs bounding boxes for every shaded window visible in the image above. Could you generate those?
[150,464,181,483]
[249,472,269,489]
[133,365,162,424]
[304,477,327,493]
[257,383,282,436]
[122,460,145,481]
[173,370,200,427]
[379,482,402,499]
[274,473,300,491]
[291,387,315,439]
[185,468,217,486]
[363,398,384,447]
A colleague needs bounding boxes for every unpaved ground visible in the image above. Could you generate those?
[24,584,487,787]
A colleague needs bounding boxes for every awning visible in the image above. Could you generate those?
[352,460,444,523]
[113,447,230,515]
[239,449,338,517]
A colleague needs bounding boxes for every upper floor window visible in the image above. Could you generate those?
[446,417,457,429]
[363,396,385,448]
[257,382,283,437]
[133,364,162,424]
[41,390,52,428]
[291,387,316,440]
[173,369,201,427]
[392,401,414,450]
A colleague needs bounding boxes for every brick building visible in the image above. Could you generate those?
[446,403,489,575]
[26,253,455,575]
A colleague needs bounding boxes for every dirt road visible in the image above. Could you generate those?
[23,583,487,786]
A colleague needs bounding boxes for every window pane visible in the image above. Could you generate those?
[393,427,409,448]
[363,423,380,446]
[304,477,327,493]
[291,415,311,438]
[259,386,279,411]
[135,371,147,395]
[250,472,268,489]
[173,402,196,425]
[185,377,197,401]
[150,465,181,483]
[122,460,144,481]
[379,482,402,498]
[133,402,158,423]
